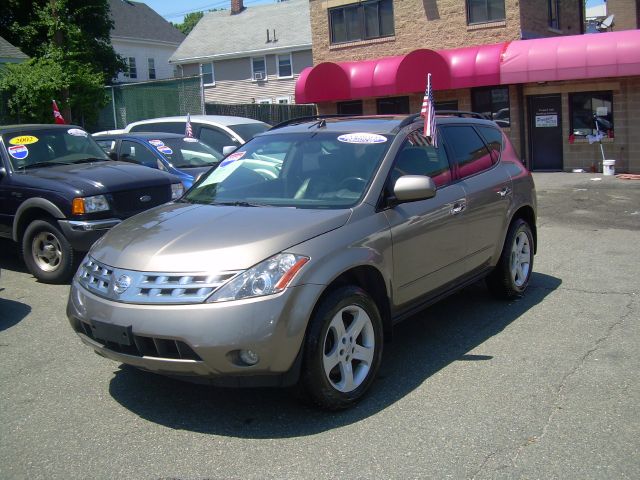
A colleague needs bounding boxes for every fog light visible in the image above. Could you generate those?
[239,349,259,366]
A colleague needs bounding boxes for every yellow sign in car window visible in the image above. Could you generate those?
[9,135,39,145]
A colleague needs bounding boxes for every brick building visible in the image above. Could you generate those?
[296,0,640,173]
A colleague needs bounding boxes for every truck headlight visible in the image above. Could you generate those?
[207,253,309,303]
[72,195,110,214]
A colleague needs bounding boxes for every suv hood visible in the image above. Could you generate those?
[24,161,174,195]
[90,203,351,272]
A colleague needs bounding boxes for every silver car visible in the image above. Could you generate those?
[67,114,537,410]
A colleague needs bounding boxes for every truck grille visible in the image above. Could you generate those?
[76,256,239,304]
[111,186,170,217]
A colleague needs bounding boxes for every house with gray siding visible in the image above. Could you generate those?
[169,0,313,105]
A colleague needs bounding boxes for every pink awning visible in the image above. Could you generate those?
[441,42,507,89]
[500,30,640,84]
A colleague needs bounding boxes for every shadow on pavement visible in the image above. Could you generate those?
[108,272,561,438]
[0,298,32,332]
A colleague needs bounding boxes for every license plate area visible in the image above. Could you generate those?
[90,320,133,346]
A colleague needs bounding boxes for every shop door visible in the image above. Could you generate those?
[528,94,563,170]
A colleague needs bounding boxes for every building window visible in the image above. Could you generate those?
[570,91,614,137]
[337,100,363,115]
[471,86,510,127]
[148,58,156,80]
[548,0,560,29]
[329,0,394,44]
[255,98,272,104]
[466,0,505,24]
[276,96,291,104]
[201,63,214,85]
[277,54,292,78]
[376,96,410,114]
[124,57,137,79]
[435,100,459,112]
[252,57,267,81]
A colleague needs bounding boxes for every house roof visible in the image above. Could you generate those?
[0,36,28,60]
[109,0,184,44]
[170,0,311,64]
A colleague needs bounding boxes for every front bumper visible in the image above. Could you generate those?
[67,280,324,385]
[58,218,121,251]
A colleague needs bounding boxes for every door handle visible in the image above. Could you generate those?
[496,186,511,197]
[450,201,466,215]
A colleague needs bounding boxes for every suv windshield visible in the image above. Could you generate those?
[183,131,392,209]
[156,138,223,168]
[228,122,270,141]
[2,128,109,170]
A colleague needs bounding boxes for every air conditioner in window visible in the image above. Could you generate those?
[253,72,265,81]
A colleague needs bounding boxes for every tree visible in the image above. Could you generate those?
[0,0,120,125]
[174,11,204,35]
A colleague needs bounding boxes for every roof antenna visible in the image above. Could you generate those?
[266,29,270,42]
[273,29,277,42]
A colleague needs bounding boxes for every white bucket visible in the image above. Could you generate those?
[603,159,616,176]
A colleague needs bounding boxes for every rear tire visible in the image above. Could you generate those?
[297,286,383,410]
[22,219,76,284]
[487,218,534,299]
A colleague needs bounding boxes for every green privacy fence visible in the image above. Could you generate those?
[94,76,203,132]
[205,103,318,126]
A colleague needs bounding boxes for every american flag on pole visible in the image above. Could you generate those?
[185,113,193,138]
[52,100,66,125]
[420,74,437,148]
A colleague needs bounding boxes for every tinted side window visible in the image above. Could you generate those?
[199,126,236,152]
[120,141,158,168]
[477,125,502,164]
[95,139,115,154]
[441,125,493,179]
[390,129,451,187]
[130,122,185,134]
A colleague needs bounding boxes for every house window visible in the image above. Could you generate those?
[471,86,510,127]
[466,0,505,24]
[276,96,291,104]
[376,96,410,114]
[570,91,614,137]
[329,0,394,44]
[148,58,156,80]
[252,57,267,81]
[255,98,272,104]
[337,100,363,115]
[277,54,292,78]
[124,57,137,79]
[548,0,560,29]
[201,63,214,85]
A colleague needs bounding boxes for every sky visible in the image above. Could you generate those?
[140,0,608,23]
[140,0,277,23]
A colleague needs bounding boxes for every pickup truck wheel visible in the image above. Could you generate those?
[22,219,75,284]
[298,286,383,410]
[487,218,534,299]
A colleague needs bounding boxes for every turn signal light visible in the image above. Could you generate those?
[72,198,85,215]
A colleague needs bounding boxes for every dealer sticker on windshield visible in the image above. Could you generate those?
[337,133,387,144]
[220,151,246,167]
[67,128,88,137]
[149,140,165,147]
[8,145,29,160]
[183,137,198,143]
[9,135,38,145]
[157,146,173,155]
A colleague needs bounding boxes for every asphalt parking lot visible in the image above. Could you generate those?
[1,172,638,479]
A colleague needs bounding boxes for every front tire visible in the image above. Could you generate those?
[22,219,76,284]
[298,286,383,410]
[487,218,534,299]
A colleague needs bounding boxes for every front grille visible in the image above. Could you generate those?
[75,319,202,360]
[76,256,239,304]
[111,186,170,217]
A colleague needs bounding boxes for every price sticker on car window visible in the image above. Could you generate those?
[9,135,38,145]
[337,133,387,144]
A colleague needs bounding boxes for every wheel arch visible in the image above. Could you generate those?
[13,199,64,242]
[509,205,537,254]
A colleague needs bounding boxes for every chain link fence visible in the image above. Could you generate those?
[93,76,203,132]
[205,103,318,126]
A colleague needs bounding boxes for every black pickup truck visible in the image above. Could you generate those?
[0,124,184,283]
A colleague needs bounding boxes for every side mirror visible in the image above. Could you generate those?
[392,175,436,204]
[222,145,237,156]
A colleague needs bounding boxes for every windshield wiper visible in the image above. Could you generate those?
[21,161,68,170]
[212,201,266,207]
[71,157,108,164]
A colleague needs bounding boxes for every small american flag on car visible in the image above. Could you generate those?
[420,74,437,148]
[185,113,193,138]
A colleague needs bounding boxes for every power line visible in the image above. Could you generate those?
[162,0,276,20]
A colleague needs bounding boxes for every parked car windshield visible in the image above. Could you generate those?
[153,138,223,168]
[228,122,270,141]
[2,128,109,170]
[183,131,392,209]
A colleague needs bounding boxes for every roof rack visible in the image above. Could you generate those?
[270,114,355,130]
[435,110,490,120]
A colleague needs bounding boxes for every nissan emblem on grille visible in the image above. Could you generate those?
[139,195,152,203]
[113,274,132,294]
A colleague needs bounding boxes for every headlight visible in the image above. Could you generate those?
[171,182,185,199]
[207,253,309,303]
[72,195,110,214]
